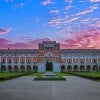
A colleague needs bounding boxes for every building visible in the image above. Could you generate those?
[0,41,100,72]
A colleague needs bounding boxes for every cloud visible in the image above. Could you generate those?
[41,0,51,5]
[0,28,12,35]
[48,17,62,28]
[65,5,74,10]
[65,0,72,3]
[49,10,59,14]
[48,4,99,28]
[12,3,25,7]
[0,38,51,49]
[72,4,98,17]
[90,0,100,2]
[60,29,100,49]
[48,16,79,28]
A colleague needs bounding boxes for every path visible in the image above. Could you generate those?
[0,76,100,100]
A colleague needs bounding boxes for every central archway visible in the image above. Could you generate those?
[46,60,53,71]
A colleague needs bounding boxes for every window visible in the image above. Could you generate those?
[2,59,5,63]
[8,59,11,63]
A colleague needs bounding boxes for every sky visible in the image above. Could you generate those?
[0,0,100,49]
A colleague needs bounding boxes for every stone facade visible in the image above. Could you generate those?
[0,41,100,72]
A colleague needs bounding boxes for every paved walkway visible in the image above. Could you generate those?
[0,76,100,100]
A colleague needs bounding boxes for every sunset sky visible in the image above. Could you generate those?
[0,0,100,49]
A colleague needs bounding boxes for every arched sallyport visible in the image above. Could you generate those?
[20,66,25,72]
[92,65,98,72]
[67,65,72,72]
[61,65,66,72]
[80,65,84,71]
[8,66,12,72]
[14,66,19,72]
[27,65,31,72]
[46,60,53,71]
[33,65,38,72]
[73,65,78,71]
[86,65,91,71]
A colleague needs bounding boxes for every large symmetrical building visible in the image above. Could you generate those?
[0,41,100,72]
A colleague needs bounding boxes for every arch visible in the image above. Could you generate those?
[27,65,31,72]
[20,66,25,72]
[73,65,78,71]
[99,66,100,71]
[46,60,53,71]
[67,65,72,72]
[33,65,38,72]
[1,65,6,72]
[61,65,66,72]
[92,65,98,72]
[8,66,12,72]
[80,65,84,71]
[86,65,91,72]
[14,65,19,72]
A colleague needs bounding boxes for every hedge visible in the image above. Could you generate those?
[0,73,30,81]
[66,72,100,80]
[34,77,66,81]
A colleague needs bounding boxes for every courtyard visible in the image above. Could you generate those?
[0,74,100,100]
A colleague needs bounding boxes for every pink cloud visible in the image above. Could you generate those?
[60,29,100,49]
[0,28,12,35]
[0,38,51,49]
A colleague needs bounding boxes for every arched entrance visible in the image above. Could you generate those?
[8,66,12,72]
[14,66,19,72]
[1,65,6,72]
[86,65,91,71]
[73,65,78,71]
[27,65,31,72]
[80,65,84,71]
[67,65,72,72]
[92,65,98,72]
[20,66,25,72]
[61,65,66,72]
[33,65,38,72]
[46,60,53,71]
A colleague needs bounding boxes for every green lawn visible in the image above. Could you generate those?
[0,72,27,81]
[0,72,25,76]
[67,72,100,81]
[71,72,100,77]
[55,72,73,77]
[27,72,44,78]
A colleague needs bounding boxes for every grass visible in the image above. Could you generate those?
[0,72,29,81]
[67,72,100,81]
[27,72,44,78]
[70,72,100,77]
[0,72,25,76]
[55,72,73,77]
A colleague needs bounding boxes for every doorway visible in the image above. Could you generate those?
[46,60,53,71]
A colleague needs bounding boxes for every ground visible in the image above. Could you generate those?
[0,76,100,100]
